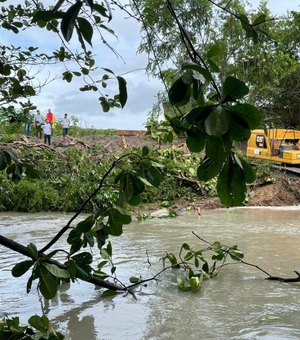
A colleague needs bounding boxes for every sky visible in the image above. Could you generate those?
[3,1,300,130]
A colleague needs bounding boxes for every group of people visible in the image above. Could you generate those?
[25,109,71,145]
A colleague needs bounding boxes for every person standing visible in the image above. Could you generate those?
[34,109,44,139]
[45,108,55,135]
[61,113,71,141]
[24,112,33,137]
[43,120,52,145]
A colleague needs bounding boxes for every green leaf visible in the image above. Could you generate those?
[189,276,201,290]
[42,263,70,279]
[226,110,251,141]
[217,158,247,207]
[100,249,110,259]
[186,130,205,153]
[38,266,57,300]
[100,289,119,298]
[72,252,93,265]
[239,13,252,36]
[142,145,149,156]
[28,315,49,333]
[76,215,95,233]
[206,135,232,162]
[0,152,8,170]
[253,13,267,25]
[168,76,191,106]
[181,62,213,81]
[27,243,39,260]
[204,106,229,137]
[239,158,256,183]
[227,104,261,129]
[106,241,112,256]
[61,1,83,42]
[129,276,140,283]
[106,208,131,236]
[4,148,18,162]
[12,260,34,277]
[146,166,162,187]
[197,156,223,181]
[207,44,222,58]
[73,263,92,281]
[185,105,216,124]
[117,76,127,108]
[229,249,244,261]
[119,172,134,203]
[93,4,108,18]
[32,10,64,23]
[207,58,220,72]
[222,76,249,100]
[181,243,190,250]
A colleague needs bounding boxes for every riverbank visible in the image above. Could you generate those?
[2,134,300,213]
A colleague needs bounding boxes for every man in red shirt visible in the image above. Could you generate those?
[45,109,55,135]
[45,109,54,124]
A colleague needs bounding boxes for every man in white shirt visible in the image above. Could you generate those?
[34,109,44,139]
[61,113,71,141]
[43,121,52,145]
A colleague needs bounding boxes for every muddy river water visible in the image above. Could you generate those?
[0,208,300,339]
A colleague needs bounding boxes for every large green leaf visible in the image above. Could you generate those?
[186,130,205,152]
[146,166,162,188]
[117,76,127,108]
[226,110,251,141]
[27,243,39,260]
[42,263,70,279]
[204,107,229,137]
[217,159,247,207]
[239,158,257,183]
[61,1,83,42]
[38,266,58,300]
[197,156,223,181]
[185,105,216,124]
[72,252,93,265]
[227,103,261,129]
[28,315,49,333]
[32,10,64,23]
[77,17,93,46]
[222,76,249,100]
[11,260,34,277]
[119,172,134,203]
[106,208,131,236]
[76,215,95,234]
[181,62,213,81]
[206,135,232,162]
[168,76,191,106]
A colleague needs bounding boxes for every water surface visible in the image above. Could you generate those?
[0,208,300,339]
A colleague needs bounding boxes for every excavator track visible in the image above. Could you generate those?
[272,165,300,176]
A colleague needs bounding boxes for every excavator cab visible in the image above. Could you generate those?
[246,129,300,165]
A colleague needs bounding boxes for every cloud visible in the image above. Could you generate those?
[3,1,298,130]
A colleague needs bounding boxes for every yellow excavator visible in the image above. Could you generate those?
[246,129,300,165]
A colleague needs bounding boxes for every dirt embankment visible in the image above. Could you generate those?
[9,133,300,210]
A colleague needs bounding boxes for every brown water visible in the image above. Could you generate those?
[1,208,300,339]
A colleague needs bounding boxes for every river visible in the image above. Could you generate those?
[0,208,300,339]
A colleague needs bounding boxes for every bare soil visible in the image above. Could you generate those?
[14,133,300,211]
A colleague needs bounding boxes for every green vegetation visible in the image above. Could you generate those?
[0,141,219,213]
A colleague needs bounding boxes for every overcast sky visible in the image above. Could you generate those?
[4,1,300,130]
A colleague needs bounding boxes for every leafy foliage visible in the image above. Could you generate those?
[0,314,64,339]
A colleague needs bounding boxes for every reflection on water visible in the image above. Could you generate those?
[0,208,300,339]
